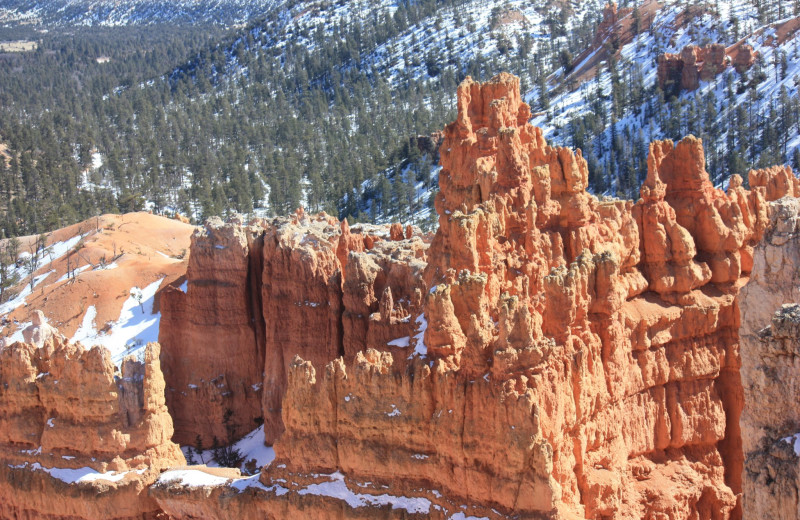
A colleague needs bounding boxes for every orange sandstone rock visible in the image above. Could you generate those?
[260,74,786,519]
[657,43,734,94]
[159,217,265,445]
[0,335,183,519]
[749,164,800,201]
[149,73,800,519]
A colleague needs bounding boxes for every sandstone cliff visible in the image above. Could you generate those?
[151,73,800,519]
[739,197,800,519]
[159,216,266,445]
[159,210,428,446]
[0,321,184,519]
[267,73,758,519]
[6,73,800,520]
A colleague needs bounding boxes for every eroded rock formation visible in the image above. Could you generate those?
[150,73,800,519]
[740,197,800,519]
[267,72,761,519]
[657,43,755,95]
[0,326,184,519]
[159,216,266,445]
[159,211,428,446]
[7,73,800,519]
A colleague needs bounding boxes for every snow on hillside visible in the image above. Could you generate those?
[531,0,800,195]
[257,0,604,85]
[143,0,605,226]
[0,0,282,27]
[0,234,85,319]
[70,277,164,365]
[0,214,192,365]
[218,0,605,93]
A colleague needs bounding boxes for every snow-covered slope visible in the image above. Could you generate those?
[532,0,800,196]
[0,213,193,362]
[203,0,604,92]
[0,0,281,26]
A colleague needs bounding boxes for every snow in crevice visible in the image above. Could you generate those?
[782,433,800,456]
[181,425,275,472]
[10,462,145,484]
[410,313,428,358]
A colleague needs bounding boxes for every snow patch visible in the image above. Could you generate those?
[68,279,164,365]
[782,433,800,456]
[387,335,410,348]
[410,313,428,358]
[158,469,230,487]
[297,471,431,514]
[182,425,275,472]
[14,462,144,484]
[449,513,490,520]
[56,264,91,283]
[229,474,288,495]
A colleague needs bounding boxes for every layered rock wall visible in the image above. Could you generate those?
[0,328,184,519]
[257,74,797,519]
[160,211,428,446]
[159,216,266,444]
[739,197,800,519]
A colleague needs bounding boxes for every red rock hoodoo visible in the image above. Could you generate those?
[657,42,758,96]
[2,73,794,519]
[268,72,759,519]
[149,73,800,519]
[159,212,428,447]
[0,327,184,519]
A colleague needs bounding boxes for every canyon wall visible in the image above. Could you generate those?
[0,318,184,519]
[151,73,800,519]
[159,216,266,445]
[4,73,800,519]
[739,197,800,519]
[159,211,428,446]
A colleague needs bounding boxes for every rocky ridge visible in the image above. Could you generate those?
[151,73,799,519]
[0,321,184,519]
[656,42,756,95]
[2,73,800,519]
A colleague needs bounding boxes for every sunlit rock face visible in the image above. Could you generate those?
[154,73,800,519]
[10,72,795,519]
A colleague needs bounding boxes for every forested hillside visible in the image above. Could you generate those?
[0,0,279,26]
[534,0,800,199]
[0,0,601,237]
[2,0,800,242]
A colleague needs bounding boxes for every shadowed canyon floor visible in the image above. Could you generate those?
[2,73,800,519]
